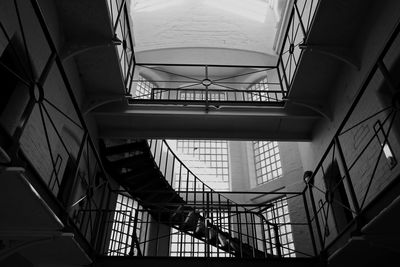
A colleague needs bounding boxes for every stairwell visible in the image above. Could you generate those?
[99,139,278,258]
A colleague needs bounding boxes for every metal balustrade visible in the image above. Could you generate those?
[0,0,113,254]
[148,88,284,104]
[1,0,400,262]
[277,0,320,88]
[106,0,321,106]
[80,189,315,258]
[301,20,400,254]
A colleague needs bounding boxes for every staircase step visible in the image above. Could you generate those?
[170,205,185,224]
[218,232,230,249]
[104,140,148,155]
[181,211,200,231]
[194,219,206,238]
[208,227,218,245]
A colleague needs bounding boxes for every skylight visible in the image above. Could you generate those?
[130,0,289,55]
[203,0,269,23]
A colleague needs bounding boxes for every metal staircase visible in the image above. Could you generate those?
[100,139,278,258]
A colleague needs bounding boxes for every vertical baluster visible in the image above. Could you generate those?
[164,148,169,177]
[250,213,257,257]
[244,210,252,257]
[158,141,163,169]
[144,212,150,255]
[267,222,274,256]
[186,171,190,202]
[227,199,232,256]
[303,191,317,256]
[178,164,182,193]
[156,212,160,256]
[236,204,243,257]
[259,212,267,258]
[273,224,282,257]
[170,157,175,186]
[206,192,210,257]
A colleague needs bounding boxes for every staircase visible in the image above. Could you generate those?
[100,139,277,258]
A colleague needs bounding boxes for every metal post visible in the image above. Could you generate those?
[205,65,209,113]
[273,224,282,257]
[307,183,324,249]
[303,191,318,256]
[293,0,307,38]
[334,136,361,214]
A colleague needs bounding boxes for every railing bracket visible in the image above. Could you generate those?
[300,43,360,70]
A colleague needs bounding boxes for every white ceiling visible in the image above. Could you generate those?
[130,0,289,58]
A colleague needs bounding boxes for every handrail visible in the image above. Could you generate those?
[0,0,115,256]
[107,0,321,100]
[302,15,400,256]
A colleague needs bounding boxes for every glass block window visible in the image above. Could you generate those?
[135,75,155,99]
[174,140,230,190]
[169,211,231,257]
[263,197,295,257]
[253,141,282,185]
[108,194,147,256]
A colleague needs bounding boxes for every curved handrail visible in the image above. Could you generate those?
[146,139,279,257]
[147,139,243,208]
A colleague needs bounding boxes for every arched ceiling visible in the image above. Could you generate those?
[130,0,290,65]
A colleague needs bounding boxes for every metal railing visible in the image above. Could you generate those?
[107,0,136,95]
[143,139,285,257]
[0,0,114,255]
[107,0,321,105]
[147,88,284,105]
[83,189,315,258]
[301,17,400,255]
[1,0,399,262]
[277,0,320,88]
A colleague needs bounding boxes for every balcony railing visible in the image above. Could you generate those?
[131,88,285,106]
[1,0,399,262]
[277,0,320,88]
[107,0,321,105]
[87,189,314,258]
[0,0,113,255]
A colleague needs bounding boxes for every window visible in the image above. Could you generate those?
[175,140,230,191]
[263,197,295,257]
[374,120,397,169]
[135,75,155,99]
[108,194,148,256]
[253,141,282,185]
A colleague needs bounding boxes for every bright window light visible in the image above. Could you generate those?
[203,0,269,23]
[132,0,184,13]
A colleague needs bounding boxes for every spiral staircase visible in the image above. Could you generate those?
[100,139,276,258]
